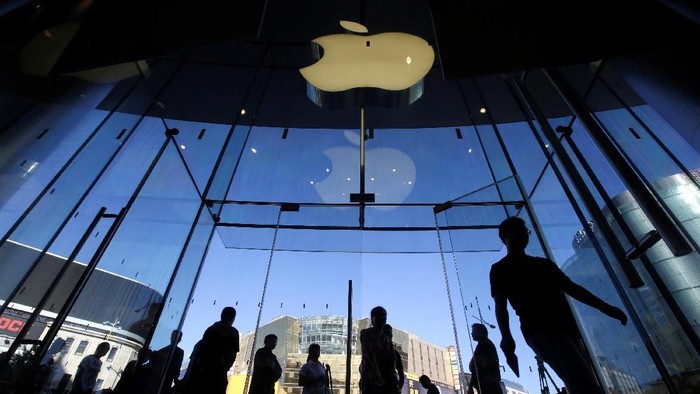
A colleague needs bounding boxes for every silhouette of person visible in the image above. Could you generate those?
[249,334,282,394]
[360,306,398,394]
[418,375,440,394]
[298,343,329,394]
[491,217,628,394]
[184,306,239,394]
[382,324,404,392]
[466,323,501,394]
[112,347,152,394]
[71,341,110,394]
[148,330,184,393]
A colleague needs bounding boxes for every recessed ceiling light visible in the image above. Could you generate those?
[251,148,257,153]
[479,107,486,113]
[180,144,186,150]
[240,109,246,115]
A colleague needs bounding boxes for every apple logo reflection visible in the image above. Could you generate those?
[314,131,416,209]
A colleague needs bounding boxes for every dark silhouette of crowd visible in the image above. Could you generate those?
[11,215,629,394]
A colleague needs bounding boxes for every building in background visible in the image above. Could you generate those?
[564,171,700,393]
[231,315,457,394]
[0,241,160,392]
[501,378,528,394]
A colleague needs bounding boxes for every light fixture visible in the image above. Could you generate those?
[251,148,257,154]
[240,109,246,115]
[479,107,486,113]
[180,144,186,150]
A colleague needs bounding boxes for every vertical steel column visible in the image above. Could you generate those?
[0,207,107,377]
[513,76,678,393]
[470,78,554,259]
[346,280,352,394]
[359,106,366,228]
[544,67,692,257]
[29,207,127,371]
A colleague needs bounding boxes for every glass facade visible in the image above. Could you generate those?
[0,5,699,394]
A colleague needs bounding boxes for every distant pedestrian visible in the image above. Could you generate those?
[184,306,239,394]
[360,306,398,394]
[467,323,501,394]
[249,334,283,394]
[148,330,184,393]
[418,375,439,394]
[299,343,329,394]
[111,347,151,394]
[71,342,110,394]
[383,325,404,392]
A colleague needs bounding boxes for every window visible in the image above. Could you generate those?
[106,347,118,362]
[74,340,89,356]
[61,338,74,354]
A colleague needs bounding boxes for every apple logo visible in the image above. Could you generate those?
[314,130,416,208]
[299,20,434,108]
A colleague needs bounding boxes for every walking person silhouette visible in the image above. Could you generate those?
[467,323,501,394]
[490,217,627,394]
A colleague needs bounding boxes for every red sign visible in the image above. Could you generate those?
[0,317,25,334]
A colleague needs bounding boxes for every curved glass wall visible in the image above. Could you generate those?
[0,28,699,394]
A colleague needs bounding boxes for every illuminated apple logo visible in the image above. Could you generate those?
[300,21,434,108]
[314,131,416,208]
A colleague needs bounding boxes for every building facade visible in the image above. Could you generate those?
[232,315,456,394]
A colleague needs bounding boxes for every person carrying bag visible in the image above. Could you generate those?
[299,344,331,394]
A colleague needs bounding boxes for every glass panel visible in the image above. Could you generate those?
[522,68,688,392]
[358,233,458,394]
[256,214,362,394]
[12,141,204,393]
[367,127,495,203]
[0,103,111,236]
[226,127,361,203]
[0,61,180,307]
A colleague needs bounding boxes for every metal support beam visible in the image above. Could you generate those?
[544,67,692,257]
